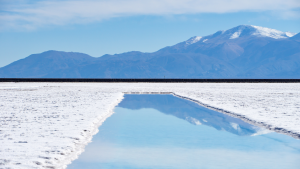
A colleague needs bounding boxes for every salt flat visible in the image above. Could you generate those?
[0,83,299,169]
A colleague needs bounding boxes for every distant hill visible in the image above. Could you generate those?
[1,25,299,78]
[0,51,96,78]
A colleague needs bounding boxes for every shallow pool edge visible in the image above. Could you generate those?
[63,93,125,169]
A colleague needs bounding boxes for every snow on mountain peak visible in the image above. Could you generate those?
[226,25,295,39]
[250,25,293,39]
[185,36,202,45]
[286,32,297,37]
[230,30,242,39]
[182,25,296,46]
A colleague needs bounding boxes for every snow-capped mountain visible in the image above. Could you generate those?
[0,25,299,78]
[183,25,296,45]
[157,25,297,57]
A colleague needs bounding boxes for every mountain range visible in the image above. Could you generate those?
[1,25,300,78]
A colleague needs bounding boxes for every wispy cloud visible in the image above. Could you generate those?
[1,0,300,30]
[76,141,299,169]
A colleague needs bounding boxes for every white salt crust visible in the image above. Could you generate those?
[0,83,299,168]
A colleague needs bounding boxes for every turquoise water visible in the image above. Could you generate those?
[68,94,300,169]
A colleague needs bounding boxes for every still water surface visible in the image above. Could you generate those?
[68,94,300,169]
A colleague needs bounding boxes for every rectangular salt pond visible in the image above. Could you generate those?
[68,94,300,169]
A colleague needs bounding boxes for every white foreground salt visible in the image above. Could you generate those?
[0,83,299,168]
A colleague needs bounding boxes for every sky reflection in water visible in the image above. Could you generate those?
[68,94,300,169]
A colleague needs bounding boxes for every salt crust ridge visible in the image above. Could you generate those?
[0,83,300,168]
[59,94,124,169]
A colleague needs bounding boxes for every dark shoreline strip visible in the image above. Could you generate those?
[0,78,300,83]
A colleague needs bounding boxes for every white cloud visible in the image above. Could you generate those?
[1,0,300,30]
[75,141,299,169]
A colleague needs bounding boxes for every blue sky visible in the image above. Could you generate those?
[0,0,300,67]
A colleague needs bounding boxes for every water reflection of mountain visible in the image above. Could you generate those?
[118,94,262,136]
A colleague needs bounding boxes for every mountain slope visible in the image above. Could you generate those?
[236,38,300,78]
[0,25,299,78]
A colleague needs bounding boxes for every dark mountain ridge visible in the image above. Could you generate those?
[1,25,299,78]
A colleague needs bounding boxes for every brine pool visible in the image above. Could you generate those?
[68,94,300,169]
